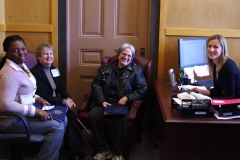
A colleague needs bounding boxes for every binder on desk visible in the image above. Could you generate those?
[33,103,68,121]
[210,105,240,117]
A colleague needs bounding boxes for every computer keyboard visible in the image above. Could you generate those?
[192,79,214,88]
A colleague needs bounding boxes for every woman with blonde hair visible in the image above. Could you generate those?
[192,34,240,98]
[31,43,90,160]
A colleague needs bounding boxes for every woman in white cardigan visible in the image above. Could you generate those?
[0,35,67,160]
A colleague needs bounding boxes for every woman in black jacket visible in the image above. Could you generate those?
[89,43,147,160]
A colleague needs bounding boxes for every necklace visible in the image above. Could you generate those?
[21,67,31,78]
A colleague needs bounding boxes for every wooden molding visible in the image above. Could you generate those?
[5,24,52,32]
[165,28,240,38]
[0,24,6,31]
[51,0,58,67]
[158,0,167,79]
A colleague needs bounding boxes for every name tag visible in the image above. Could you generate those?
[51,68,60,77]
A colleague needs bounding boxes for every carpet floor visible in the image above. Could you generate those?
[0,130,160,160]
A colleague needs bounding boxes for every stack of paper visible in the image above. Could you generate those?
[193,65,210,77]
[178,85,207,91]
[183,67,194,82]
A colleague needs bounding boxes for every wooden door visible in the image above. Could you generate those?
[66,0,150,110]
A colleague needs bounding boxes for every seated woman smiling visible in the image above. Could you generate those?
[192,34,240,98]
[0,35,67,160]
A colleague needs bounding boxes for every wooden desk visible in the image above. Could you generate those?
[153,79,240,160]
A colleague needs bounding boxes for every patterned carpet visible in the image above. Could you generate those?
[0,130,160,160]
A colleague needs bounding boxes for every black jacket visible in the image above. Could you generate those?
[91,60,147,106]
[30,63,70,105]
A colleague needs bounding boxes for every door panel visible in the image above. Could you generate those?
[67,0,150,110]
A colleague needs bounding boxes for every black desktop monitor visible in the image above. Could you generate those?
[178,37,208,70]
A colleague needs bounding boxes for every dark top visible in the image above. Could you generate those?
[106,62,126,101]
[31,63,70,105]
[210,58,240,98]
[91,59,148,107]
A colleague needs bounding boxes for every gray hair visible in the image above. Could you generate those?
[116,43,135,59]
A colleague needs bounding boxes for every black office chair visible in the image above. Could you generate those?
[0,112,44,142]
[0,112,44,159]
[0,51,44,160]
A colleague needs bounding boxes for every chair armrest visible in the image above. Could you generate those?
[0,112,31,142]
[78,92,92,113]
[127,99,146,132]
[128,99,145,119]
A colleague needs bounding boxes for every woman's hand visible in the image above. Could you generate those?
[36,108,52,121]
[65,98,76,110]
[37,97,50,106]
[191,87,211,96]
[101,102,111,108]
[118,96,128,105]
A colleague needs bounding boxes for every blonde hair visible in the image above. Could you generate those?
[36,43,54,58]
[207,34,229,72]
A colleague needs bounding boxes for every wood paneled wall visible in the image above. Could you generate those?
[0,0,5,54]
[0,0,58,67]
[158,0,240,80]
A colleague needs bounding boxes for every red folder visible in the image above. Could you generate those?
[212,99,240,105]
